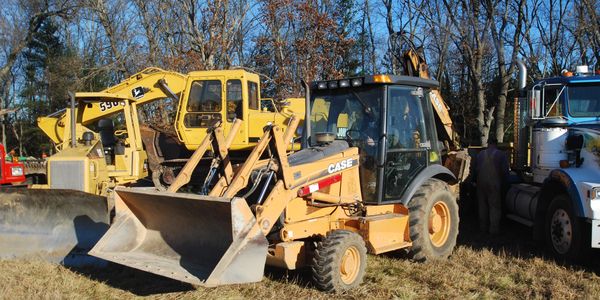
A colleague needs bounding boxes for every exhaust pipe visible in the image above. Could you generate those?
[301,79,310,149]
[69,92,76,148]
[516,60,527,91]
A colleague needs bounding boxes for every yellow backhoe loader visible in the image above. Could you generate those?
[90,73,465,292]
[0,67,302,264]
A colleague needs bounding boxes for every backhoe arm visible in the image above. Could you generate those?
[392,33,460,149]
[39,68,187,144]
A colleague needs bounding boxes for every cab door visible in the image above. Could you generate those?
[178,76,225,149]
[223,77,247,147]
[382,86,431,201]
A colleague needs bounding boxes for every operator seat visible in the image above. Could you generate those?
[98,119,116,147]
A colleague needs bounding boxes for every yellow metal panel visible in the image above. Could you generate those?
[280,215,332,241]
[284,197,337,223]
[365,203,409,216]
[360,214,411,255]
[265,241,306,270]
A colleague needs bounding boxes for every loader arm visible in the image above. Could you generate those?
[167,119,242,192]
[38,68,187,144]
[89,119,302,286]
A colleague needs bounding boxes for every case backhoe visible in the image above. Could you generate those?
[90,74,464,292]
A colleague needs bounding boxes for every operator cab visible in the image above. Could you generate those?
[308,75,441,204]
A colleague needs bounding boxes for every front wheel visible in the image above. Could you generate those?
[407,178,459,261]
[311,230,367,292]
[545,194,584,261]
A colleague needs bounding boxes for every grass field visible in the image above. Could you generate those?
[1,214,599,299]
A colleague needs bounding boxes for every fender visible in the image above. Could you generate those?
[398,164,456,205]
[544,169,584,217]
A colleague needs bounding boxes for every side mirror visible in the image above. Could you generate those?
[528,87,543,119]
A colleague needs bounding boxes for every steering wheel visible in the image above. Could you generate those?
[345,129,361,143]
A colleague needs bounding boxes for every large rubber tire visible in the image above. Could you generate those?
[545,194,584,261]
[312,230,367,292]
[407,178,459,261]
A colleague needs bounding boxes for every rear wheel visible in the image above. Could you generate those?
[312,230,367,292]
[545,194,584,261]
[407,178,459,261]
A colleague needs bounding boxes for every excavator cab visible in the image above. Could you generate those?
[309,75,442,203]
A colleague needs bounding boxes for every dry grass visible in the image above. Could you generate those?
[1,219,599,299]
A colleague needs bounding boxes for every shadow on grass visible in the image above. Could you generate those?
[67,263,194,296]
[457,199,600,274]
[263,265,315,289]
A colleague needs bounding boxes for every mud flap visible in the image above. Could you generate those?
[0,189,109,266]
[89,186,268,286]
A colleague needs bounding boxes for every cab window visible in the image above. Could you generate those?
[544,86,563,117]
[227,80,243,121]
[386,87,428,149]
[248,81,259,110]
[187,80,222,112]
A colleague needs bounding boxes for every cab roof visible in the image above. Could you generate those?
[311,74,439,90]
[536,74,600,85]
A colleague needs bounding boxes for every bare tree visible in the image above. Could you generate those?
[484,0,528,143]
[443,0,495,145]
[0,0,76,146]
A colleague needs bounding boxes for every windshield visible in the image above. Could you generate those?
[309,87,382,146]
[568,84,600,117]
[310,86,383,202]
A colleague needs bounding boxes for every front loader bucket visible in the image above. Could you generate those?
[89,186,268,286]
[0,189,109,266]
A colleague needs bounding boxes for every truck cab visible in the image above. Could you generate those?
[507,65,600,260]
[0,144,25,185]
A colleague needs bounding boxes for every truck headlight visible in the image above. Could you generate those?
[594,187,600,200]
[11,166,23,177]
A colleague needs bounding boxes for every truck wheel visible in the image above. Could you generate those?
[312,230,367,292]
[407,178,459,261]
[545,194,583,261]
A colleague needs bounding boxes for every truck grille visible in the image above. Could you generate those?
[49,161,85,191]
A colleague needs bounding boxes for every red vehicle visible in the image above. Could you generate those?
[0,144,25,185]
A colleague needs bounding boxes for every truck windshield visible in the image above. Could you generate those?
[568,84,600,117]
[309,87,382,146]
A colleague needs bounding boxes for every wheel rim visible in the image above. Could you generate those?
[550,208,572,254]
[429,201,451,247]
[340,246,360,285]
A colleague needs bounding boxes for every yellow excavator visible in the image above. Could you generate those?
[36,67,303,193]
[0,67,303,264]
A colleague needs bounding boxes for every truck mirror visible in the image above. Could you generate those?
[528,87,543,119]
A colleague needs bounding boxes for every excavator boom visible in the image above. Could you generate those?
[39,68,187,145]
